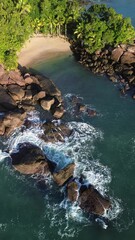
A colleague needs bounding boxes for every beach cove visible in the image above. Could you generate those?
[0,0,135,240]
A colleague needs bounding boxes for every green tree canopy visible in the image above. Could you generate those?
[74,4,135,54]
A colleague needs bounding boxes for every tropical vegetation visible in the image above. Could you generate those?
[74,4,135,54]
[0,1,135,70]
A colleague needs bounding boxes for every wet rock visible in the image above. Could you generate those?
[87,109,97,117]
[40,121,73,143]
[53,163,75,186]
[79,184,111,216]
[67,181,79,202]
[10,142,50,175]
[70,95,83,105]
[7,84,25,101]
[76,103,87,112]
[52,106,65,119]
[40,97,55,111]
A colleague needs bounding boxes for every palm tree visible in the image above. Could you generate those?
[16,0,31,15]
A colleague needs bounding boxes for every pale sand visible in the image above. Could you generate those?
[18,35,72,67]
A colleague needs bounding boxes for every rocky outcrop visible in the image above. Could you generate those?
[79,184,111,216]
[64,94,97,118]
[0,66,64,136]
[66,178,111,216]
[10,142,50,175]
[10,141,111,218]
[40,120,73,143]
[71,41,135,98]
[0,111,26,136]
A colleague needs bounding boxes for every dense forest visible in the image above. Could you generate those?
[0,0,135,70]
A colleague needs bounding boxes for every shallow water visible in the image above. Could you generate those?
[1,0,135,239]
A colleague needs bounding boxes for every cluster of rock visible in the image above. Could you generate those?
[0,65,64,136]
[9,120,111,217]
[71,41,135,97]
[65,94,97,118]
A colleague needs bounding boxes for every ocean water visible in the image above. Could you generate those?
[0,0,135,239]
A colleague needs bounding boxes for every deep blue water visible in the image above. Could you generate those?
[0,1,135,240]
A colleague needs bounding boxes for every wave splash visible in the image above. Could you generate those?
[1,110,122,237]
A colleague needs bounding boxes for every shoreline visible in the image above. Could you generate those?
[18,35,72,67]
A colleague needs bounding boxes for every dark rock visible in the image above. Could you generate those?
[52,106,65,119]
[36,75,61,97]
[33,91,46,101]
[79,184,111,216]
[87,109,97,117]
[76,103,87,112]
[23,89,33,101]
[0,86,17,111]
[7,84,25,101]
[40,121,73,143]
[10,142,50,175]
[53,163,75,186]
[26,83,42,96]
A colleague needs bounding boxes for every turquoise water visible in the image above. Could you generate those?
[1,1,135,239]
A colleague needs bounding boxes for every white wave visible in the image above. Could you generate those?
[0,150,11,163]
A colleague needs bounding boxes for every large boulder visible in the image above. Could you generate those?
[37,75,61,98]
[10,142,50,175]
[111,47,124,62]
[0,111,26,136]
[79,184,111,216]
[7,84,25,101]
[8,71,25,86]
[40,121,73,143]
[120,51,135,64]
[0,86,17,111]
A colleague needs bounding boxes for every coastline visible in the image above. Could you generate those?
[18,35,72,67]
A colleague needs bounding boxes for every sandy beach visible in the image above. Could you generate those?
[18,35,71,67]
